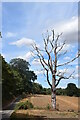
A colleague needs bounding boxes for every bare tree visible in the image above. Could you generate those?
[31,30,80,110]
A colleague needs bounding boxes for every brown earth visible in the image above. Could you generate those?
[13,95,79,118]
[27,95,78,112]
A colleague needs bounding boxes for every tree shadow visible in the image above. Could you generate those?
[1,117,79,120]
[10,112,47,120]
[6,112,79,120]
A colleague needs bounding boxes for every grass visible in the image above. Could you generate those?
[10,95,79,119]
[46,104,51,110]
[14,100,34,111]
[11,110,78,119]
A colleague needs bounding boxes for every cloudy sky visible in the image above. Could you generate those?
[2,2,79,88]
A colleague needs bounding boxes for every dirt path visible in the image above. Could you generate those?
[2,95,22,119]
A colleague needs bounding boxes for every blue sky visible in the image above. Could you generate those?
[2,2,79,88]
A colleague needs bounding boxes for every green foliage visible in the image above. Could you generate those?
[10,58,37,93]
[2,55,20,100]
[32,83,43,94]
[46,104,51,110]
[31,83,51,95]
[10,58,30,73]
[14,100,33,111]
[56,88,66,95]
[42,88,51,95]
[56,83,80,97]
[2,55,37,105]
[66,83,79,97]
[10,58,37,82]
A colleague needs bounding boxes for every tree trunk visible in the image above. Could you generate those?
[51,88,56,110]
[51,77,56,110]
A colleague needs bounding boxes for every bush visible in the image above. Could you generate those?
[46,104,51,110]
[14,100,33,111]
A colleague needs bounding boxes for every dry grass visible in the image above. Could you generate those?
[30,95,78,112]
[57,96,78,112]
[13,95,79,118]
[20,98,28,102]
[13,109,78,118]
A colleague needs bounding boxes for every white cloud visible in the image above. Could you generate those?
[1,53,6,58]
[76,65,78,69]
[54,16,78,44]
[47,16,78,45]
[45,17,77,53]
[17,51,33,61]
[34,70,44,75]
[55,16,77,34]
[10,37,35,47]
[64,56,70,60]
[34,69,47,76]
[5,32,17,38]
[76,65,80,71]
[31,58,48,66]
[75,73,79,78]
[32,59,41,66]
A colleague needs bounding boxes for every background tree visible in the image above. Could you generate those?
[31,30,80,110]
[10,58,37,93]
[66,83,78,97]
[2,56,37,106]
[10,58,30,76]
[2,55,22,104]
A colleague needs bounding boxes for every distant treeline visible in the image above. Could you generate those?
[1,54,80,107]
[56,84,80,97]
[37,83,80,97]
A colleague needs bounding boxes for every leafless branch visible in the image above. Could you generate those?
[44,38,54,74]
[57,55,79,67]
[55,71,75,87]
[51,29,54,42]
[46,70,52,88]
[55,32,63,44]
[57,50,67,59]
[57,40,66,54]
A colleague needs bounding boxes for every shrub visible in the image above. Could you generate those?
[14,100,33,111]
[46,104,51,110]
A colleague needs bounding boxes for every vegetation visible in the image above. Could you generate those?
[2,53,80,108]
[56,83,80,97]
[2,55,37,105]
[46,104,51,110]
[66,83,80,97]
[2,54,51,106]
[14,100,33,111]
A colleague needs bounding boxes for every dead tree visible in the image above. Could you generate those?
[31,30,80,110]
